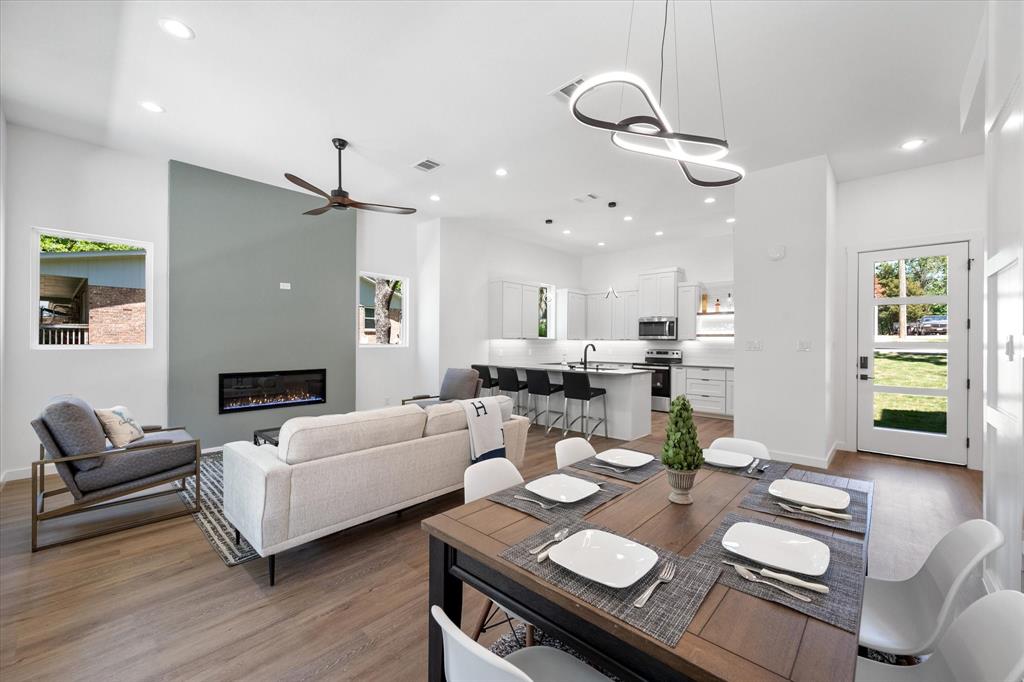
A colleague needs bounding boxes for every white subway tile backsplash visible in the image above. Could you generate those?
[487,337,734,367]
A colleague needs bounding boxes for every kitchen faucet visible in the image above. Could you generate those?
[583,343,596,371]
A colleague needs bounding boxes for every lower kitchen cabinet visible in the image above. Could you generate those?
[682,366,734,418]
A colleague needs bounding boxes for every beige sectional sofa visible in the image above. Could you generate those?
[223,396,527,583]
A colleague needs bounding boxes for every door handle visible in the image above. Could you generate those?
[858,374,873,381]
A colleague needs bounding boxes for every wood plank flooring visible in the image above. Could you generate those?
[0,414,981,681]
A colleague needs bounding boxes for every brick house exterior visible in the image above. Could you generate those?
[87,285,146,344]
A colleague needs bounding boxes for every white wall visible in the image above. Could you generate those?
[415,219,441,398]
[579,232,735,293]
[1,109,7,476]
[2,125,169,481]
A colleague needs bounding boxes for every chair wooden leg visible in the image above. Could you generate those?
[525,624,535,647]
[268,555,276,586]
[470,600,493,641]
[235,529,241,545]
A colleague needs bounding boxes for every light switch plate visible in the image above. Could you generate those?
[745,340,763,351]
[279,282,291,290]
[797,340,812,352]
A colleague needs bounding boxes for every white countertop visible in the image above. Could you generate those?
[488,362,653,376]
[673,363,734,369]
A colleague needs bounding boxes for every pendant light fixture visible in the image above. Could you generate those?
[568,0,744,187]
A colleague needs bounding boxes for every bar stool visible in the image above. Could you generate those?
[562,372,607,441]
[524,369,565,435]
[496,367,529,416]
[471,364,500,396]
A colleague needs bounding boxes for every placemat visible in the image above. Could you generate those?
[739,470,873,534]
[500,519,721,647]
[693,512,866,633]
[570,455,663,483]
[702,459,791,481]
[487,476,630,524]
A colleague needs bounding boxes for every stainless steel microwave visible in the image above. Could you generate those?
[638,317,677,340]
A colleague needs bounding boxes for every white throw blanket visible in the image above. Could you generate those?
[459,397,506,463]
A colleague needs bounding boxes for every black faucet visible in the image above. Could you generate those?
[583,343,596,371]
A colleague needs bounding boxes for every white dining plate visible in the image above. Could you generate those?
[702,448,754,469]
[525,474,600,503]
[548,529,659,588]
[596,448,655,468]
[722,522,831,576]
[768,479,851,511]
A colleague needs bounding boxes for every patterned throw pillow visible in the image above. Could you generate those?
[94,406,145,447]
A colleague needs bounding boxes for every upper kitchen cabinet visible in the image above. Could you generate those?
[586,293,612,340]
[556,289,587,340]
[677,284,700,340]
[489,281,554,339]
[611,290,639,340]
[638,269,682,318]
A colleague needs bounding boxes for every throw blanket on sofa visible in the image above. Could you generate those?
[459,397,506,462]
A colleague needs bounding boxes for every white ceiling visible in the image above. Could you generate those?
[1,0,985,254]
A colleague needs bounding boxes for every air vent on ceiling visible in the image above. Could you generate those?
[550,75,586,100]
[573,192,599,203]
[413,158,441,172]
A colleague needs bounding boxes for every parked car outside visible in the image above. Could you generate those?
[909,314,948,335]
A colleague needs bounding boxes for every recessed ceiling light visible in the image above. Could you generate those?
[597,242,606,247]
[429,194,440,202]
[158,18,195,40]
[623,215,633,222]
[495,168,508,177]
[655,231,664,236]
[900,138,926,151]
[138,101,165,113]
[562,229,571,235]
[704,197,716,204]
[725,217,736,224]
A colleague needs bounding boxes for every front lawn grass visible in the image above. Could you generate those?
[872,352,948,433]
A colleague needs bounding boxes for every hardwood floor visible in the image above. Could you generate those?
[0,414,980,680]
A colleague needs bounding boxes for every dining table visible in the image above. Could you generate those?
[422,446,871,682]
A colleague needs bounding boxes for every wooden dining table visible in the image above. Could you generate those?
[422,444,869,682]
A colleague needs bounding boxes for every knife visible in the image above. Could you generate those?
[777,501,853,521]
[721,560,830,594]
[746,458,761,475]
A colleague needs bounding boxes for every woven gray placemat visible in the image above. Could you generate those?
[739,470,873,534]
[570,455,663,483]
[500,519,721,647]
[702,459,792,481]
[487,475,630,523]
[693,512,866,633]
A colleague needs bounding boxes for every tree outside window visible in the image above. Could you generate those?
[358,273,407,346]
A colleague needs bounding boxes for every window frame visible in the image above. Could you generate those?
[357,271,410,349]
[30,226,155,350]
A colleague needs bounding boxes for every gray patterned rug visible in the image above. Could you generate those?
[489,625,622,681]
[177,452,259,566]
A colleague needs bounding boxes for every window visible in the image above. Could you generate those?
[358,272,408,346]
[32,228,154,348]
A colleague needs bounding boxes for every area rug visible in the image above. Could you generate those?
[489,625,622,681]
[177,451,259,566]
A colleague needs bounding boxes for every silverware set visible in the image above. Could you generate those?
[529,528,568,555]
[777,501,853,521]
[727,562,813,602]
[513,495,560,510]
[589,463,628,474]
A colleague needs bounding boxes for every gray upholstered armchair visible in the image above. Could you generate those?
[29,396,201,551]
[401,368,482,407]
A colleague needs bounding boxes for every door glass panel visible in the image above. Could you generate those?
[874,351,948,389]
[873,393,947,434]
[875,304,948,342]
[873,260,900,297]
[873,257,948,298]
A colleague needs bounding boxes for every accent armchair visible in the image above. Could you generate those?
[29,396,202,551]
[401,368,482,407]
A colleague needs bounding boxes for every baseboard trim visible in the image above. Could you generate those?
[768,448,833,469]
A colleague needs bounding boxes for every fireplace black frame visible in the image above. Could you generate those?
[218,368,327,414]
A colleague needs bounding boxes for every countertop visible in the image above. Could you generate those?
[488,362,653,376]
[672,363,734,369]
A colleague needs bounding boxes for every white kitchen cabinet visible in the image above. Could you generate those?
[501,282,522,338]
[556,289,587,340]
[671,367,687,399]
[521,284,539,339]
[638,269,681,318]
[586,293,612,340]
[677,284,699,340]
[622,290,639,339]
[490,281,553,339]
[726,380,735,415]
[682,365,732,417]
[611,294,625,340]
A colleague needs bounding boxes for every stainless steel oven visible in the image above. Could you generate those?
[632,349,682,411]
[638,317,677,340]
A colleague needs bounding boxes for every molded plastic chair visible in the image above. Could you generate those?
[555,437,596,469]
[855,590,1024,682]
[464,458,523,503]
[858,519,1004,656]
[430,606,611,682]
[707,437,770,460]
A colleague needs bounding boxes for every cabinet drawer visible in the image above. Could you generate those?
[726,369,735,381]
[686,394,726,414]
[685,378,726,397]
[686,367,727,381]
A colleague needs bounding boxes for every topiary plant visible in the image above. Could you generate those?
[661,395,704,470]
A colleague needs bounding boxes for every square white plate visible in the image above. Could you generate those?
[702,448,754,469]
[525,474,600,503]
[548,529,659,588]
[768,479,851,511]
[722,522,831,576]
[596,448,655,468]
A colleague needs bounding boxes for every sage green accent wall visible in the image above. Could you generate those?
[168,161,356,446]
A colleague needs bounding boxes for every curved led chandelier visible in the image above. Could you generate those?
[568,1,744,187]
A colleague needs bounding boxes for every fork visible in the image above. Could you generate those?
[731,564,812,602]
[589,463,628,474]
[514,495,560,510]
[633,561,677,608]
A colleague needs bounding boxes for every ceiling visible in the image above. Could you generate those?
[1,1,985,254]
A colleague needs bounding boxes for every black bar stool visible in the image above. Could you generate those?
[471,364,500,396]
[524,369,565,435]
[562,372,607,441]
[496,367,529,416]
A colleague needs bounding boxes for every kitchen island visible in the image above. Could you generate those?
[484,362,652,440]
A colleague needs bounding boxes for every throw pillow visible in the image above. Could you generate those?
[95,406,145,447]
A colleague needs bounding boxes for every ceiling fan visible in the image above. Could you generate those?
[285,138,416,216]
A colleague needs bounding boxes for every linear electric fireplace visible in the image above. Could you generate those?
[218,369,327,414]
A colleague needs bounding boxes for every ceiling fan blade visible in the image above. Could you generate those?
[347,199,417,215]
[303,204,333,216]
[285,173,331,200]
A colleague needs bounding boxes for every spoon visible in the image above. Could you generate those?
[529,528,569,555]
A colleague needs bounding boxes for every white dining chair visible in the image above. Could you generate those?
[431,606,611,682]
[858,518,1004,656]
[555,437,596,469]
[462,458,534,645]
[855,590,1024,682]
[707,437,770,460]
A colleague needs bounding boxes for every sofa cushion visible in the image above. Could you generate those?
[439,368,481,400]
[277,405,427,465]
[40,396,107,471]
[74,429,197,493]
[94,405,146,447]
[423,395,514,437]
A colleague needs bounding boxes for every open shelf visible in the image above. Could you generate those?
[696,311,735,316]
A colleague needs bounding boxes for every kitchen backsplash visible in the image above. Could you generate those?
[488,337,735,367]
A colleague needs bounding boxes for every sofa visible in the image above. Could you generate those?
[223,396,527,584]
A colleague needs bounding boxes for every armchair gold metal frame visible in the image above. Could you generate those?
[31,426,202,552]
